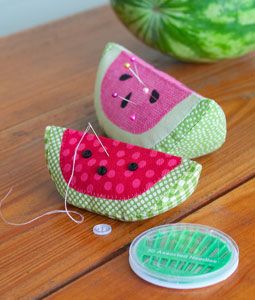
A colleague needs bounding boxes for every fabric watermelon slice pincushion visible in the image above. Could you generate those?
[45,126,201,221]
[94,43,227,159]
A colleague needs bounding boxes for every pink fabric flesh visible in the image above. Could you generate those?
[101,51,192,134]
[60,129,182,200]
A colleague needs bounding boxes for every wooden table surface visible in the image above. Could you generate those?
[0,5,254,300]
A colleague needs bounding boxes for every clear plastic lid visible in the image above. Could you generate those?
[129,223,239,289]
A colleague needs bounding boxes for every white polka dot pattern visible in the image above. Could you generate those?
[154,99,226,158]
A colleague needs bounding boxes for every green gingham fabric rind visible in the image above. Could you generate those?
[45,126,202,221]
[153,99,226,158]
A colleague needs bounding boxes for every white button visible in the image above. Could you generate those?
[93,224,112,236]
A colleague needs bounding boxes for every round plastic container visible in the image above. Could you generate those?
[129,223,239,289]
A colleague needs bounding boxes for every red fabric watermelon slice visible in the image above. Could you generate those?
[45,126,202,221]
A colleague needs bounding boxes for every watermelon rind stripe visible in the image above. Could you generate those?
[111,0,255,62]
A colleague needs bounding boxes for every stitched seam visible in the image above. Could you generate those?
[159,99,212,146]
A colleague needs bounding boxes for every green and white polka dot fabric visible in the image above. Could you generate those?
[45,126,201,221]
[154,99,227,158]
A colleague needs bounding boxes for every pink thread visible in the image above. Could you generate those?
[0,187,84,226]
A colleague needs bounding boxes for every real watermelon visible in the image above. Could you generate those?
[111,0,255,62]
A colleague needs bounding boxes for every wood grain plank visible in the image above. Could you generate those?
[0,5,255,300]
[48,179,255,300]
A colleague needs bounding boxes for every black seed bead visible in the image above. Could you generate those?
[128,162,138,171]
[149,89,160,103]
[119,74,132,81]
[97,166,107,176]
[121,92,132,108]
[82,149,92,158]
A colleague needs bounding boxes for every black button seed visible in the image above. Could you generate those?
[119,74,132,81]
[128,162,138,171]
[149,89,160,103]
[97,166,107,176]
[121,92,132,108]
[82,149,92,158]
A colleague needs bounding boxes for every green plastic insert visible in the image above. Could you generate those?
[129,223,239,289]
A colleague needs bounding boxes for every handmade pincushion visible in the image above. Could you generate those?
[94,43,227,158]
[45,126,201,221]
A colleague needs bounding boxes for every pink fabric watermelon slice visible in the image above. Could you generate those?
[45,126,202,221]
[100,49,192,134]
[94,43,227,159]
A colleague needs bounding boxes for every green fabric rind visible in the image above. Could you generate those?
[45,126,202,221]
[153,99,226,158]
